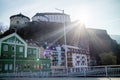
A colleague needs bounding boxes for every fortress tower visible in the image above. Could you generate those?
[10,13,30,29]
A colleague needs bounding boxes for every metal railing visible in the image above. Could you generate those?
[0,65,120,78]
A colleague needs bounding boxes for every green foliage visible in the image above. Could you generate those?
[99,52,117,65]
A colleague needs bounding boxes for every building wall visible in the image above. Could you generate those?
[0,58,50,73]
[1,43,25,58]
[72,54,88,68]
[0,35,26,58]
[32,14,71,23]
[27,46,39,59]
[32,16,48,22]
[0,33,51,73]
[10,16,30,29]
[65,45,89,68]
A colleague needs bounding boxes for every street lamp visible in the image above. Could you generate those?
[13,28,17,73]
[55,8,68,72]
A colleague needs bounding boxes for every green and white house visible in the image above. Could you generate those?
[0,33,50,73]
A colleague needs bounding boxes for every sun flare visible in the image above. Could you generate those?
[79,13,90,24]
[76,7,91,24]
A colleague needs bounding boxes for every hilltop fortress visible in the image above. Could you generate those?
[10,13,71,29]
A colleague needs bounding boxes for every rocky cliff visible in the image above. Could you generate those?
[87,28,120,65]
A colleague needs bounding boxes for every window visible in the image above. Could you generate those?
[37,64,39,69]
[34,65,36,69]
[3,45,8,51]
[82,56,85,59]
[19,47,23,52]
[41,64,43,69]
[28,49,31,54]
[12,46,15,52]
[16,21,19,24]
[47,64,49,68]
[33,50,37,54]
[5,64,8,70]
[82,61,85,65]
[9,64,12,70]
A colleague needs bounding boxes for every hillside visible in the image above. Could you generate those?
[1,21,89,49]
[87,28,120,65]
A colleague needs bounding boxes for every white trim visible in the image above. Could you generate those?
[28,46,38,48]
[0,33,27,46]
[62,45,79,49]
[2,42,24,46]
[25,44,27,57]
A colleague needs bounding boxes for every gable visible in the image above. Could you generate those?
[2,36,23,44]
[0,33,26,45]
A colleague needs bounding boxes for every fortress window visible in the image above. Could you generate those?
[16,21,19,24]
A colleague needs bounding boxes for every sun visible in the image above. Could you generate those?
[77,7,91,24]
[79,15,89,24]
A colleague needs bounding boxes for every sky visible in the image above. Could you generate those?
[0,0,120,35]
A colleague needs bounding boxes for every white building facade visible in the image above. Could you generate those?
[32,13,71,23]
[72,53,88,68]
[50,45,90,73]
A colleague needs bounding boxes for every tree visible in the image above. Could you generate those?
[0,22,8,34]
[99,52,117,65]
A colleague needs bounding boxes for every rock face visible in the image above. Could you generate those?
[87,28,120,65]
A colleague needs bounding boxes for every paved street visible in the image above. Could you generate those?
[0,77,120,80]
